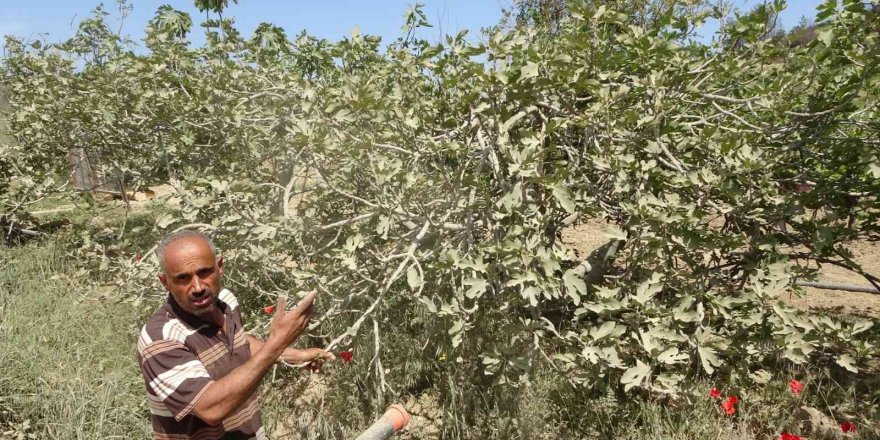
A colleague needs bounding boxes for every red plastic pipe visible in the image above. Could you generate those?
[354,404,411,440]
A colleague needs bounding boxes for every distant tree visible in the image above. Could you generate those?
[514,0,569,31]
[721,1,785,50]
[786,15,817,48]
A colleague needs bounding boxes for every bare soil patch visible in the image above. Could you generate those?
[788,238,880,317]
[560,220,880,318]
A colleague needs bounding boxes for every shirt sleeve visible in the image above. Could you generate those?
[139,339,214,421]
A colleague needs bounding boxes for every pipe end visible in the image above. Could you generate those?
[383,404,411,431]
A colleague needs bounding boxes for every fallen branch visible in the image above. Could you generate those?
[795,280,879,295]
[10,226,44,237]
[786,252,880,293]
[2,216,46,241]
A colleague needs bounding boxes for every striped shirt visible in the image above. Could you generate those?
[137,289,267,440]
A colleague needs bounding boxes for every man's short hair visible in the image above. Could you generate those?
[156,230,218,273]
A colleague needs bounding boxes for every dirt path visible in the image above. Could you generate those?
[28,184,178,217]
[561,220,880,318]
[787,238,880,316]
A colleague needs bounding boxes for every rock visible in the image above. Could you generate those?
[132,189,155,202]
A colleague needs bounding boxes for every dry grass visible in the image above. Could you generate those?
[0,241,150,439]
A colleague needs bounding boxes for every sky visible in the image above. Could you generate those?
[0,0,825,51]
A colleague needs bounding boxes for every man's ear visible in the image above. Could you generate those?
[158,272,168,291]
[217,256,224,277]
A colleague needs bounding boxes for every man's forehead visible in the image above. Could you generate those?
[163,237,216,264]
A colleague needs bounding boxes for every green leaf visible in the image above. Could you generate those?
[501,111,528,132]
[602,226,627,240]
[621,360,651,392]
[589,321,617,341]
[749,369,772,384]
[657,347,688,365]
[457,256,488,273]
[851,320,873,336]
[673,307,700,323]
[522,286,539,307]
[481,354,501,375]
[815,0,837,21]
[418,297,437,313]
[375,215,391,237]
[155,214,175,229]
[817,28,835,47]
[192,195,213,208]
[563,268,586,305]
[407,265,423,291]
[639,331,660,354]
[290,269,314,279]
[521,61,539,79]
[836,354,858,373]
[697,346,721,375]
[633,274,663,305]
[448,320,464,336]
[552,182,576,214]
[464,277,489,299]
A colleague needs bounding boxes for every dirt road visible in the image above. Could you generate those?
[561,219,880,318]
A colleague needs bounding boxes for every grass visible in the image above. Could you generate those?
[26,195,77,214]
[0,241,150,439]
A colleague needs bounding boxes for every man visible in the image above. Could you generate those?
[137,230,334,439]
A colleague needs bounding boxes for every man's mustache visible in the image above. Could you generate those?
[191,289,214,297]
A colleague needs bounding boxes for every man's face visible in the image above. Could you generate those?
[158,237,224,318]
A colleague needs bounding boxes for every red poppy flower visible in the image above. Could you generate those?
[841,421,857,433]
[778,433,801,440]
[264,305,275,315]
[721,395,738,415]
[789,379,804,396]
[340,350,353,363]
[709,388,721,398]
[135,252,142,262]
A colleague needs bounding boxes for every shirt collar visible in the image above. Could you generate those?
[167,293,230,330]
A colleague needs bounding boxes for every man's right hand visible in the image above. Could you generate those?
[266,291,316,356]
[191,291,317,426]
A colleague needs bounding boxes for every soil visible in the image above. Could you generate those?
[786,237,880,317]
[560,220,880,318]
